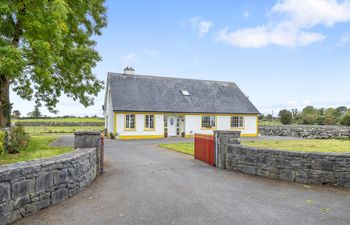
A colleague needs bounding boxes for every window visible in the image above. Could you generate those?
[180,90,190,96]
[201,116,216,129]
[125,114,136,130]
[231,116,244,128]
[145,114,155,130]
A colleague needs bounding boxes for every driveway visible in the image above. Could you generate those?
[16,137,350,225]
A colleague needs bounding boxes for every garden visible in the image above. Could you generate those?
[0,117,104,165]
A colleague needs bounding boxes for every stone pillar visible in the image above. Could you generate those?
[214,131,240,169]
[74,131,101,174]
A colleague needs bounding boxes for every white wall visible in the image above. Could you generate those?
[105,88,114,134]
[116,113,164,137]
[185,115,257,136]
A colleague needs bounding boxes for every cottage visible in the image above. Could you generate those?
[103,67,259,139]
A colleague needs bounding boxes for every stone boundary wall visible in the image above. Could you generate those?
[259,125,350,139]
[0,148,97,225]
[15,122,104,127]
[226,144,350,187]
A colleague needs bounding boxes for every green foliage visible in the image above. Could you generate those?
[109,132,115,139]
[0,136,72,165]
[278,109,293,125]
[340,112,350,126]
[0,0,107,116]
[0,130,5,156]
[27,104,42,118]
[7,126,30,154]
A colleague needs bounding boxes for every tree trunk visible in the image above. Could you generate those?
[0,76,10,128]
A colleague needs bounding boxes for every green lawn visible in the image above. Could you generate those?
[24,126,103,135]
[242,139,350,153]
[159,139,350,154]
[0,136,72,165]
[13,117,104,123]
[159,142,194,155]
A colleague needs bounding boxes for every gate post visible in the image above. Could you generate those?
[74,131,101,174]
[214,131,241,169]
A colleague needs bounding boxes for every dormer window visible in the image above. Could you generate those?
[181,90,190,96]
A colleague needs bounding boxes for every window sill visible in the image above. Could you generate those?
[144,129,155,131]
[201,127,217,130]
[124,128,136,131]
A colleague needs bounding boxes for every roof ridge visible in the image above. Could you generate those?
[107,72,237,85]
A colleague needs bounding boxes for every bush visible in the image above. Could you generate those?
[279,110,292,125]
[340,112,350,126]
[7,126,30,154]
[109,132,115,139]
[0,130,5,156]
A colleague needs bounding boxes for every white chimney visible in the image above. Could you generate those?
[123,66,135,75]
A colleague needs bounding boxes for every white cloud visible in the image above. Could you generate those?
[217,0,350,48]
[121,53,137,66]
[190,17,214,37]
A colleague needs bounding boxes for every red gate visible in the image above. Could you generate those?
[194,134,215,166]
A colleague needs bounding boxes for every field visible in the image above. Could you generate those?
[0,136,72,165]
[0,117,103,165]
[13,117,104,123]
[23,126,103,135]
[160,138,350,155]
[242,139,350,153]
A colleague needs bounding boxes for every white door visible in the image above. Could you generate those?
[167,116,177,137]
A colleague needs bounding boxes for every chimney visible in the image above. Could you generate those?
[123,66,135,75]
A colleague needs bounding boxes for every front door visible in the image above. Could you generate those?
[167,116,177,137]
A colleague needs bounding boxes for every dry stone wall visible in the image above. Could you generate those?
[0,148,97,225]
[226,144,350,187]
[259,125,350,139]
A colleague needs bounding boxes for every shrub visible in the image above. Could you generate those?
[278,110,292,125]
[324,115,337,125]
[0,130,5,156]
[7,126,30,154]
[340,112,350,126]
[109,132,115,139]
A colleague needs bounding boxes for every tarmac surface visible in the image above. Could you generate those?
[15,136,350,225]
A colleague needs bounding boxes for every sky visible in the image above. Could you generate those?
[10,0,350,117]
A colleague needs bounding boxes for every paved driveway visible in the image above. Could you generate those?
[16,138,350,225]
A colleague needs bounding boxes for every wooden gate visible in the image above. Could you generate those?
[194,134,215,166]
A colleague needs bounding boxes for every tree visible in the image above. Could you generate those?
[12,110,21,118]
[0,0,107,127]
[278,109,292,125]
[301,106,317,124]
[335,106,348,118]
[340,111,350,126]
[31,104,42,118]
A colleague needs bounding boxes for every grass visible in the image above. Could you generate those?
[242,139,350,153]
[13,117,104,123]
[159,139,350,154]
[24,126,103,135]
[0,136,72,165]
[159,142,194,155]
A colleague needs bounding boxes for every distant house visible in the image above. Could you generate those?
[103,67,259,139]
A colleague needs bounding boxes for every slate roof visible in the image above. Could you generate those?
[106,73,259,114]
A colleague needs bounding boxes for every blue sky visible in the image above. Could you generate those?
[11,0,350,116]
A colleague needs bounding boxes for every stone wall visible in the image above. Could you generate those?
[259,125,350,139]
[225,144,350,187]
[0,148,97,225]
[15,121,104,127]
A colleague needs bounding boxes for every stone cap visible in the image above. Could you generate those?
[74,131,101,136]
[214,130,241,135]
